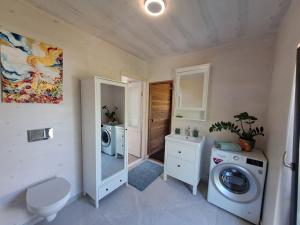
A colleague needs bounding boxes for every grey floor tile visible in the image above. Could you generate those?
[37,176,252,225]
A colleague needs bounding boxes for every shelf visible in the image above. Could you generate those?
[176,107,205,111]
[173,116,206,122]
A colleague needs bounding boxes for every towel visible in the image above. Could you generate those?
[216,142,241,152]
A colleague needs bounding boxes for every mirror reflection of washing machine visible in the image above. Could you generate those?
[101,125,115,155]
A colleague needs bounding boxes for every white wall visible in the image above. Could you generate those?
[0,1,295,225]
[262,0,300,224]
[148,36,275,179]
[101,84,125,124]
[0,1,147,225]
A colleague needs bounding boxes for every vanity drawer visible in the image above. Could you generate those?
[165,155,194,184]
[166,141,196,162]
[99,173,126,199]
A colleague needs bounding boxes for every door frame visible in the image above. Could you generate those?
[291,45,300,225]
[147,80,173,156]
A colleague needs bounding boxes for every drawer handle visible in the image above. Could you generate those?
[177,165,181,167]
[178,151,182,154]
[106,188,109,191]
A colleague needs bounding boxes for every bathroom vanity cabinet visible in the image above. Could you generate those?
[81,77,128,208]
[163,134,206,195]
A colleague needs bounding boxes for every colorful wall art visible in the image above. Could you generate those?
[0,30,63,103]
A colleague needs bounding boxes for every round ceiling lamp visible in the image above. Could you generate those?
[144,0,166,16]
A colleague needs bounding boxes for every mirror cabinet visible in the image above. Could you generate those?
[81,77,128,208]
[175,64,210,121]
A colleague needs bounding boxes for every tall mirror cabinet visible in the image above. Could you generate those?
[81,76,128,208]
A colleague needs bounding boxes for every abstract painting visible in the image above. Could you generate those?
[0,30,63,103]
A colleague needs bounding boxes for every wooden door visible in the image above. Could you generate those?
[148,81,173,156]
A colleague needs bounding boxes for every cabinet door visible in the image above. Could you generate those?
[175,64,210,121]
[166,155,194,184]
[166,141,196,162]
[98,79,128,182]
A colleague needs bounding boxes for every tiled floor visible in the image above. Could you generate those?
[37,177,251,225]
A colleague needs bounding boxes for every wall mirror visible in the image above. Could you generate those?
[175,64,210,121]
[100,83,126,181]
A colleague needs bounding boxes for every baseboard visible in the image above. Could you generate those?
[23,192,82,225]
[128,158,144,169]
[147,158,164,166]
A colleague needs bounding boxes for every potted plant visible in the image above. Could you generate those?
[102,105,118,124]
[209,112,264,151]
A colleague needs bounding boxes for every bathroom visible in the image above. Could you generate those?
[0,0,299,225]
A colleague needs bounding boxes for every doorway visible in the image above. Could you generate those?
[281,45,300,225]
[291,45,300,225]
[122,76,144,166]
[148,81,173,163]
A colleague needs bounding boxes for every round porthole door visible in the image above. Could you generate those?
[101,129,111,147]
[211,163,259,203]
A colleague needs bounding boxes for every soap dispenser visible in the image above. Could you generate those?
[193,128,199,137]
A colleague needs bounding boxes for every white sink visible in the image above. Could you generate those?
[165,134,204,144]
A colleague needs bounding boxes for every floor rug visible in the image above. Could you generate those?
[128,160,163,191]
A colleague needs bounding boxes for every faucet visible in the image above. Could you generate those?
[185,126,191,137]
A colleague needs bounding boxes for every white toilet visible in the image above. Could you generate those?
[26,177,71,222]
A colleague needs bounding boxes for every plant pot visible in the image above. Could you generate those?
[107,120,118,125]
[239,138,256,152]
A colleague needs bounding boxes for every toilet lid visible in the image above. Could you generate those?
[26,177,71,209]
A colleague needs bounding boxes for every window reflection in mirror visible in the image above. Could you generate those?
[179,73,205,109]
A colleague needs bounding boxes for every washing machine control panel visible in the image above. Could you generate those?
[246,158,264,167]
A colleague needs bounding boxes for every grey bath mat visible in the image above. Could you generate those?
[128,161,163,191]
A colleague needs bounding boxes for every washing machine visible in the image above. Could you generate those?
[207,146,267,225]
[101,124,115,155]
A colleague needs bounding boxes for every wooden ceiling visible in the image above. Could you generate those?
[25,0,291,60]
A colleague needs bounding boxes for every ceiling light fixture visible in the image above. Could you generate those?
[144,0,166,17]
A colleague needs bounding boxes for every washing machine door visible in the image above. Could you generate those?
[211,163,259,203]
[101,129,111,147]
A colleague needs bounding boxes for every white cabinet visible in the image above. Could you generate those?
[81,77,128,208]
[115,125,125,157]
[163,134,205,195]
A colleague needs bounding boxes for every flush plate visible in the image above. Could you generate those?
[27,128,54,142]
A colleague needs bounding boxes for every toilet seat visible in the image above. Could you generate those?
[26,177,71,220]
